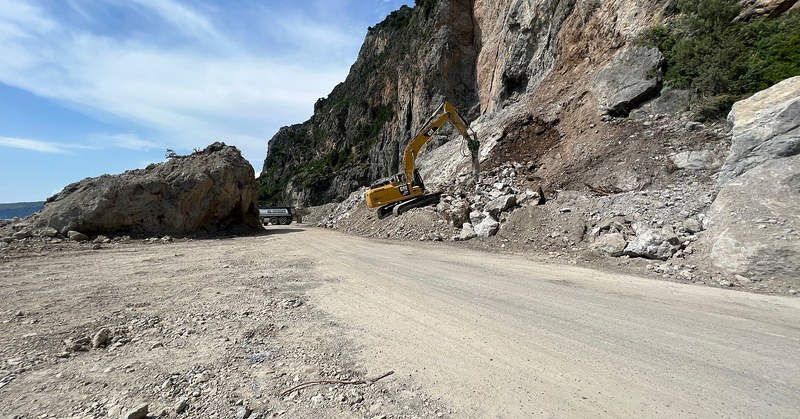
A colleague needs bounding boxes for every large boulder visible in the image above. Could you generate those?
[590,233,627,257]
[484,195,517,216]
[703,154,800,281]
[593,46,665,117]
[717,76,800,187]
[623,222,678,260]
[474,216,500,238]
[32,143,262,235]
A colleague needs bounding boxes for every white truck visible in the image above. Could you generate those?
[259,207,293,225]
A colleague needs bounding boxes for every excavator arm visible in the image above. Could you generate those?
[365,101,480,216]
[401,102,480,184]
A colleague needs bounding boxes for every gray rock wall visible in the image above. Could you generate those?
[704,155,800,280]
[717,76,800,188]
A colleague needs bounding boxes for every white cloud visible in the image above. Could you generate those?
[127,0,221,41]
[91,133,160,151]
[0,0,363,166]
[0,136,82,154]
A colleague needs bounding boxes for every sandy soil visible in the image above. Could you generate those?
[2,225,799,418]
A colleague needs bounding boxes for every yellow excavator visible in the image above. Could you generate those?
[365,101,480,218]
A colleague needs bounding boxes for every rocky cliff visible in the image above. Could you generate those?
[258,0,798,208]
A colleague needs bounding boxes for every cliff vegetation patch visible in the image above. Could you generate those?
[640,0,800,120]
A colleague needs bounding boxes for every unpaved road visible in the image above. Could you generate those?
[2,226,799,418]
[293,227,800,418]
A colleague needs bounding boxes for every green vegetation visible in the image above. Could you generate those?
[377,5,414,30]
[415,0,436,18]
[639,0,800,120]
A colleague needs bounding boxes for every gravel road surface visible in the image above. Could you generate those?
[1,225,798,418]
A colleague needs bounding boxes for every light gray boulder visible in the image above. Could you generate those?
[718,76,800,187]
[590,233,627,257]
[485,195,517,216]
[458,223,477,241]
[12,230,32,239]
[469,210,486,226]
[703,154,800,280]
[593,46,664,116]
[474,216,500,238]
[37,227,58,237]
[623,222,677,260]
[67,231,89,242]
[670,150,722,170]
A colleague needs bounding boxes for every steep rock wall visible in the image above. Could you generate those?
[257,0,673,207]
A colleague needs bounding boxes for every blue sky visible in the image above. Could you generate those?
[0,0,414,203]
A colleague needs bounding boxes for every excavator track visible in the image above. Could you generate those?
[392,193,442,217]
[375,193,442,219]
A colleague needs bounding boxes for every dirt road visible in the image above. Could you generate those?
[2,225,799,418]
[289,227,800,418]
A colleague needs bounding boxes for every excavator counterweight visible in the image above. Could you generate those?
[364,102,479,218]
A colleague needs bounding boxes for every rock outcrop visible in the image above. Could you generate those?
[703,154,800,281]
[737,0,799,21]
[32,143,261,235]
[593,46,665,117]
[717,76,800,187]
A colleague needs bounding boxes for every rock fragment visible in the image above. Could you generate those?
[91,328,110,348]
[590,233,627,257]
[124,403,148,419]
[67,231,89,242]
[474,216,500,238]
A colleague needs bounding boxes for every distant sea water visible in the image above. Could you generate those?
[0,201,45,220]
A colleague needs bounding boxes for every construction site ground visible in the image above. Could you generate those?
[2,226,799,418]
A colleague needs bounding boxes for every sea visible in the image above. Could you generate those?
[0,201,45,220]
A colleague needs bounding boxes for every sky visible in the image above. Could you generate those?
[0,0,414,203]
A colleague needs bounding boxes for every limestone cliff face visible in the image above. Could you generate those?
[258,0,675,206]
